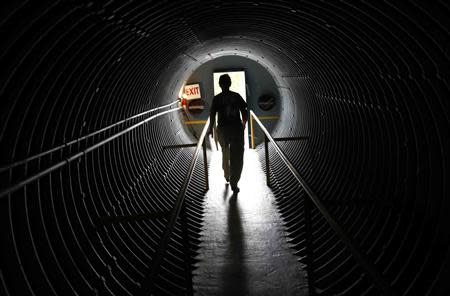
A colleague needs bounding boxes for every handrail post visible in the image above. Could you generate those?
[264,134,270,187]
[203,140,209,191]
[250,112,255,149]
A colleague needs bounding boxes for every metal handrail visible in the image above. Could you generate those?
[0,100,179,173]
[143,118,210,294]
[249,110,395,296]
[0,107,181,199]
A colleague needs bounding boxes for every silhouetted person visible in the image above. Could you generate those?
[209,74,248,194]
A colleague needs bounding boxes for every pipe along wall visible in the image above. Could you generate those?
[0,1,449,295]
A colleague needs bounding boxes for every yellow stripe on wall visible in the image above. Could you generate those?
[257,115,280,120]
[184,120,207,125]
[184,116,279,125]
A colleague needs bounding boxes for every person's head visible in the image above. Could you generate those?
[219,74,231,90]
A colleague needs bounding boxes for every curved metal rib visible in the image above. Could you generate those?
[0,100,179,173]
[0,107,181,199]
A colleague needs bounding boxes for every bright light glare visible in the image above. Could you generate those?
[178,82,186,98]
[213,71,246,101]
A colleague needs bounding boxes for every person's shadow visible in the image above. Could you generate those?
[219,194,248,295]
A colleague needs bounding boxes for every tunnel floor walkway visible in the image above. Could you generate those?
[192,149,308,296]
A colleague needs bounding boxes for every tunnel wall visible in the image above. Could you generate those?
[246,2,450,295]
[0,1,207,295]
[1,1,449,295]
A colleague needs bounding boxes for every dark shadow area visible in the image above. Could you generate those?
[220,195,248,295]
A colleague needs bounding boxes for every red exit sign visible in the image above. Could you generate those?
[184,84,201,100]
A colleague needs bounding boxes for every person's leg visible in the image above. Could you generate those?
[229,126,244,191]
[217,127,230,182]
[222,144,230,182]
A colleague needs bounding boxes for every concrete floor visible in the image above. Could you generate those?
[193,149,308,296]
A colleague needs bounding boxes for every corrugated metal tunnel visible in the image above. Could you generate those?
[1,1,449,295]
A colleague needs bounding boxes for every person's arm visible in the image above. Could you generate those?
[241,109,248,127]
[209,98,216,136]
[240,98,248,128]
